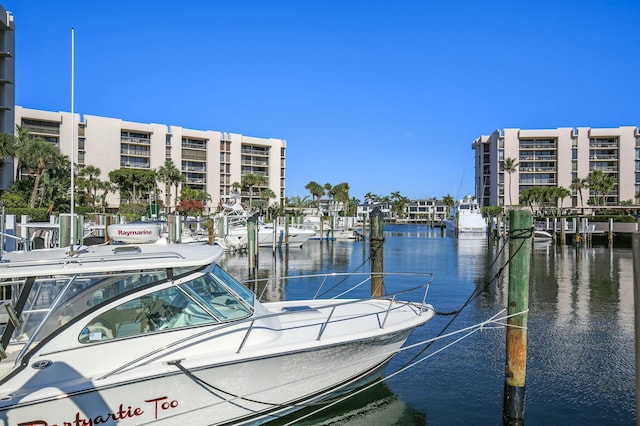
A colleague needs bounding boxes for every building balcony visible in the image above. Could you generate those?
[120,149,150,157]
[25,124,60,135]
[121,136,150,145]
[181,142,206,150]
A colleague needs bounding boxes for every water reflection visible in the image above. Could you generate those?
[270,382,427,426]
[217,226,635,425]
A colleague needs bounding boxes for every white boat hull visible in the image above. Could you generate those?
[225,225,315,248]
[0,328,415,425]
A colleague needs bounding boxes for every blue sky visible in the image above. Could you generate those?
[4,1,639,201]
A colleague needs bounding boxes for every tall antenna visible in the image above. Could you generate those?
[70,27,75,249]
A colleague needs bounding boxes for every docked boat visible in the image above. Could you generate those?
[0,224,435,425]
[218,203,315,248]
[444,195,488,236]
[534,229,553,240]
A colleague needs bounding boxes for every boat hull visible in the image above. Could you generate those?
[0,330,413,425]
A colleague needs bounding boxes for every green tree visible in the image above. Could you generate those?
[551,186,571,216]
[502,157,519,208]
[570,177,587,214]
[0,132,15,178]
[285,195,312,208]
[241,173,267,210]
[390,191,411,219]
[17,137,64,208]
[364,192,381,204]
[328,182,350,216]
[586,169,616,206]
[13,124,32,181]
[347,196,360,217]
[442,194,455,208]
[260,188,276,219]
[305,181,325,209]
[156,160,182,212]
[180,187,211,204]
[109,168,157,204]
[78,165,102,209]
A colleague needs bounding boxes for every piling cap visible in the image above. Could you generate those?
[371,207,383,217]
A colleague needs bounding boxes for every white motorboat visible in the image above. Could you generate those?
[533,229,553,240]
[218,203,315,248]
[0,224,435,425]
[444,195,488,236]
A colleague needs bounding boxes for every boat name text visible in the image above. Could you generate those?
[17,396,179,426]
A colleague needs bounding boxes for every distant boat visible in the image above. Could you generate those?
[444,195,488,236]
[533,229,553,240]
[217,203,315,248]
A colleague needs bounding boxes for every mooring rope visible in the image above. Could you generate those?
[281,308,529,425]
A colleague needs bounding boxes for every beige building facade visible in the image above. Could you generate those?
[15,106,287,212]
[472,126,640,209]
[0,6,14,191]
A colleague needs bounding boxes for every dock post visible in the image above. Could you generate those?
[272,217,277,252]
[503,210,532,425]
[207,218,215,246]
[247,215,258,269]
[632,232,640,426]
[370,207,385,297]
[560,217,566,246]
[167,215,175,244]
[285,213,290,247]
[608,218,614,249]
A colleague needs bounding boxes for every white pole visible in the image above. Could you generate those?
[70,28,75,248]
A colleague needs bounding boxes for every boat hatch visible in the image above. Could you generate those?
[281,306,317,313]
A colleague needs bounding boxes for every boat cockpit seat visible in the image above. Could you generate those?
[79,321,114,343]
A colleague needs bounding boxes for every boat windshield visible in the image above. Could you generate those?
[78,269,253,343]
[207,263,255,307]
[0,268,171,357]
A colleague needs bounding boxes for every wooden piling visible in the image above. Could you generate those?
[369,207,385,297]
[285,214,290,246]
[272,217,277,252]
[608,218,614,249]
[503,210,532,424]
[247,215,258,269]
[207,218,215,246]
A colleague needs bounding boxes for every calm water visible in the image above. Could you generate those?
[218,224,635,425]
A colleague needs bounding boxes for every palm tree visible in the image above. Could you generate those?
[503,157,519,208]
[442,194,455,208]
[570,177,587,214]
[551,186,571,216]
[78,165,101,209]
[260,188,276,219]
[390,191,411,219]
[328,182,349,215]
[19,138,63,208]
[305,181,324,209]
[241,173,267,210]
[601,174,616,206]
[157,160,181,212]
[586,169,607,206]
[0,133,15,177]
[13,125,31,176]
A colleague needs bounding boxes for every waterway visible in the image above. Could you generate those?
[217,224,635,425]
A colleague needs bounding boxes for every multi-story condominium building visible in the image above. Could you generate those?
[472,127,640,210]
[407,199,448,223]
[14,107,287,212]
[0,6,14,191]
